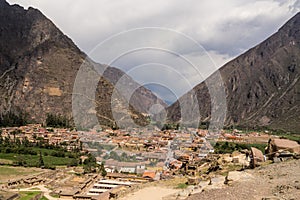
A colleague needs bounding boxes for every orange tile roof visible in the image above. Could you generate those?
[142,171,156,179]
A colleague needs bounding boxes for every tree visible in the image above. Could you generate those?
[79,141,83,151]
[22,137,30,147]
[83,153,97,173]
[12,130,17,143]
[38,151,44,168]
[99,162,107,177]
[4,136,10,146]
[0,111,28,127]
[45,113,72,128]
[0,129,3,145]
[69,158,78,167]
[15,138,21,147]
[83,163,92,174]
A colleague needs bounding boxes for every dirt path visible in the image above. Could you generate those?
[187,159,300,200]
[118,186,179,200]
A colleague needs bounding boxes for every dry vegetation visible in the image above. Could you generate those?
[0,166,44,183]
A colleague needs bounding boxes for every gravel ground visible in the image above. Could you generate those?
[187,159,300,200]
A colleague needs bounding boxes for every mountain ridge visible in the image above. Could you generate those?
[0,0,166,129]
[167,12,300,133]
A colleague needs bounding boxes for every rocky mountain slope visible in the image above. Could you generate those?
[167,12,300,133]
[0,0,165,128]
[187,159,300,200]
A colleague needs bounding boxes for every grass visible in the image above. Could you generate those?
[0,165,43,182]
[49,193,60,198]
[18,191,41,200]
[31,147,60,154]
[0,166,31,176]
[176,183,188,189]
[0,153,74,166]
[39,196,49,200]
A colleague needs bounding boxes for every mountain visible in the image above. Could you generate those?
[167,12,300,133]
[0,0,166,129]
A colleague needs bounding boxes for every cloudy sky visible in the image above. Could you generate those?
[7,0,300,104]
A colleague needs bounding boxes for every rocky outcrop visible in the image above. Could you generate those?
[266,138,300,160]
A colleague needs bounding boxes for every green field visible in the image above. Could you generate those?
[0,153,74,166]
[18,191,41,200]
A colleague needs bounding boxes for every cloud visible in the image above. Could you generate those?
[7,0,300,103]
[86,28,225,102]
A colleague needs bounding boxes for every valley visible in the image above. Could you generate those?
[0,0,299,200]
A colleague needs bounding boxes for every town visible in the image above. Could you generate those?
[1,124,299,200]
